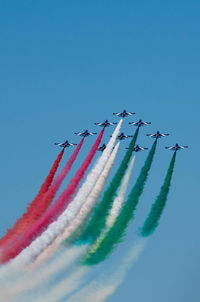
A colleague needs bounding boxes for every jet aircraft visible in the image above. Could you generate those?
[94,120,117,128]
[54,140,77,148]
[97,144,106,152]
[134,145,149,152]
[113,110,136,118]
[129,119,151,128]
[126,144,148,152]
[146,131,169,140]
[74,130,97,137]
[165,144,188,152]
[117,132,133,140]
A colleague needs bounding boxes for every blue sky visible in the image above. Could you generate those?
[0,1,199,301]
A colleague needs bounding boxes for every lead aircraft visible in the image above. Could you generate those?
[113,110,136,118]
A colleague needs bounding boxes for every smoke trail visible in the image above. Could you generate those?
[73,154,176,301]
[67,282,116,302]
[33,142,120,267]
[0,246,86,301]
[21,140,84,231]
[68,239,146,302]
[79,128,139,244]
[4,121,122,266]
[106,155,136,228]
[140,152,176,237]
[0,148,65,247]
[1,130,104,264]
[8,122,121,267]
[34,267,89,302]
[85,155,136,259]
[84,140,157,265]
[63,141,120,243]
[1,140,83,250]
[29,153,175,302]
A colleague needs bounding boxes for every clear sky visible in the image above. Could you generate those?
[0,1,199,301]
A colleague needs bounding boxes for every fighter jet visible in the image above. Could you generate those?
[74,130,97,137]
[97,144,106,152]
[117,132,133,140]
[94,120,117,128]
[125,144,148,152]
[165,144,188,152]
[134,145,148,152]
[146,131,169,140]
[54,140,77,148]
[113,110,136,118]
[129,119,151,128]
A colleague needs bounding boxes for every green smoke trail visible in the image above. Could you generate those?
[140,152,176,237]
[74,128,139,244]
[84,140,157,265]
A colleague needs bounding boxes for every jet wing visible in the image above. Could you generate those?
[74,132,83,136]
[129,122,138,125]
[113,112,122,116]
[89,132,97,135]
[146,134,154,137]
[180,146,188,149]
[54,143,63,146]
[141,147,148,150]
[69,143,77,146]
[94,122,104,126]
[110,122,117,125]
[143,122,151,125]
[161,134,169,137]
[127,112,136,115]
[165,147,174,149]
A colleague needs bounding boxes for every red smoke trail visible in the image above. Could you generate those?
[20,140,84,231]
[0,148,65,247]
[1,129,104,263]
[0,140,84,249]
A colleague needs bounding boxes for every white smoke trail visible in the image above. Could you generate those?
[0,255,26,286]
[106,155,136,228]
[10,119,122,267]
[30,143,120,301]
[0,246,87,302]
[87,155,136,256]
[67,281,116,302]
[32,142,120,268]
[35,267,89,302]
[67,238,146,302]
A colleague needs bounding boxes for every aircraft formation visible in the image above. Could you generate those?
[0,109,188,302]
[54,110,188,152]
